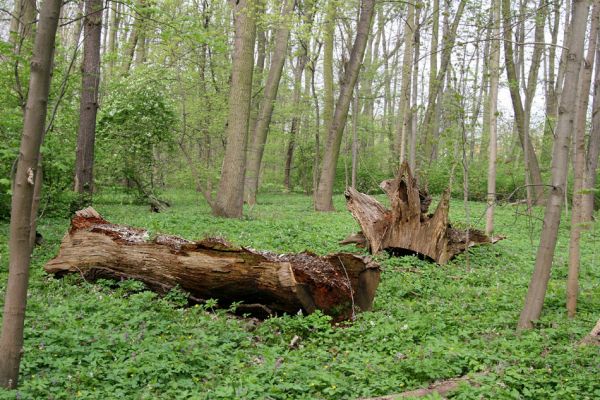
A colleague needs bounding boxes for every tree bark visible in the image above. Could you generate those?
[582,29,600,222]
[342,163,492,265]
[567,3,599,318]
[409,6,421,172]
[322,0,336,134]
[0,0,62,388]
[212,0,257,218]
[486,0,501,236]
[421,0,468,165]
[44,208,381,321]
[501,0,546,206]
[314,0,375,211]
[396,1,414,165]
[541,1,561,166]
[518,0,589,330]
[283,1,315,192]
[106,0,120,74]
[244,0,295,205]
[74,0,103,198]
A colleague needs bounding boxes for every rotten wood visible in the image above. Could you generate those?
[44,208,380,321]
[580,319,600,345]
[342,163,492,264]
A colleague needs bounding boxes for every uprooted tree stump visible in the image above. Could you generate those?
[44,208,380,321]
[342,163,492,264]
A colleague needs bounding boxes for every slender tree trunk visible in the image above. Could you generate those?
[322,0,336,133]
[351,89,359,188]
[74,0,103,199]
[518,0,589,330]
[107,0,119,74]
[501,0,545,206]
[9,0,36,49]
[421,0,468,165]
[123,0,146,74]
[314,0,375,211]
[396,1,414,164]
[567,3,599,318]
[428,0,439,137]
[542,2,561,166]
[486,0,501,236]
[244,0,295,205]
[212,0,257,218]
[248,0,266,145]
[284,7,316,193]
[409,7,421,172]
[283,65,303,191]
[582,29,600,222]
[0,0,62,388]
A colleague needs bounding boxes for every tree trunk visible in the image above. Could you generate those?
[582,29,600,222]
[409,7,421,172]
[244,0,295,205]
[314,0,375,211]
[396,0,414,164]
[123,0,146,74]
[567,3,599,318]
[283,2,315,192]
[541,2,561,166]
[428,0,439,143]
[486,0,501,236]
[44,208,380,321]
[342,163,492,265]
[212,0,257,218]
[74,0,103,199]
[501,0,546,206]
[518,0,589,330]
[107,0,120,74]
[0,0,62,388]
[421,0,467,165]
[322,0,336,134]
[351,89,359,188]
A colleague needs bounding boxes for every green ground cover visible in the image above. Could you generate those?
[0,191,599,399]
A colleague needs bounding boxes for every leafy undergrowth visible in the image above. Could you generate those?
[1,190,599,399]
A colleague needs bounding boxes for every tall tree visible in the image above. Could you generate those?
[518,0,590,330]
[486,0,501,236]
[284,0,316,192]
[212,0,257,218]
[74,0,104,198]
[396,0,415,164]
[420,0,467,165]
[244,0,295,205]
[0,0,63,388]
[582,29,600,222]
[314,0,376,211]
[322,0,336,136]
[567,2,600,318]
[501,0,546,206]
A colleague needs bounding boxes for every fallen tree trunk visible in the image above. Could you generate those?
[44,208,380,320]
[343,163,492,264]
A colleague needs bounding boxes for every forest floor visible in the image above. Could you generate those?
[0,190,599,399]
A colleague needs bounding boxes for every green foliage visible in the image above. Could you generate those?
[1,192,599,399]
[97,67,177,198]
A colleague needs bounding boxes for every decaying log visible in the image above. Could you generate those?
[580,319,600,345]
[343,163,491,264]
[44,208,380,320]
